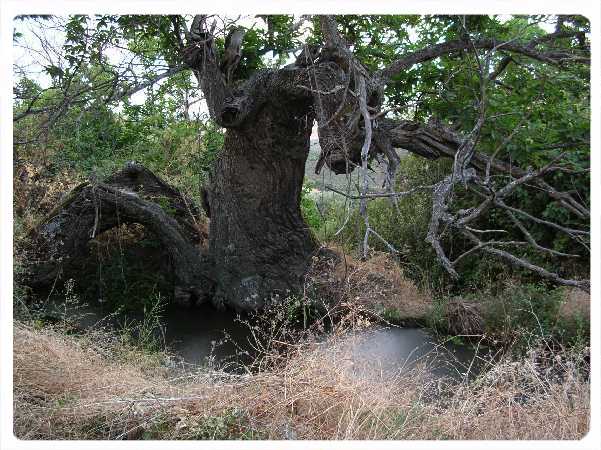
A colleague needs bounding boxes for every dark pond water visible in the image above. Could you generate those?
[46,301,492,380]
[160,305,253,368]
[46,301,254,368]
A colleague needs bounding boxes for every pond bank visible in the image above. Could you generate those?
[13,320,589,440]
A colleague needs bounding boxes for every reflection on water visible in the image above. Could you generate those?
[43,301,254,369]
[329,327,491,381]
[48,301,490,380]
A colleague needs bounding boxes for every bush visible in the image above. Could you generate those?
[319,156,454,292]
[431,282,590,350]
[186,408,265,440]
[315,153,588,297]
[117,293,167,353]
[300,182,323,231]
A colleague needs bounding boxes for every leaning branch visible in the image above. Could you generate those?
[462,230,590,292]
[107,66,186,103]
[183,15,229,125]
[379,118,590,219]
[324,184,433,200]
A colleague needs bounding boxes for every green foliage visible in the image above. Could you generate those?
[378,307,405,325]
[300,182,322,231]
[481,284,588,347]
[195,119,225,180]
[17,78,223,204]
[421,279,589,353]
[53,104,123,173]
[186,408,265,440]
[320,156,455,292]
[154,195,177,215]
[440,283,590,350]
[284,294,326,330]
[333,15,421,72]
[84,235,173,312]
[117,293,166,353]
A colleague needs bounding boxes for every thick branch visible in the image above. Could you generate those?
[25,162,212,303]
[379,118,589,219]
[184,16,333,128]
[376,31,589,83]
[183,15,229,125]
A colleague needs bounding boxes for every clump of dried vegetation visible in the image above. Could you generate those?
[304,245,433,325]
[14,162,84,234]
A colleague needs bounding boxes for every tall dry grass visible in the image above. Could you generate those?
[13,320,589,440]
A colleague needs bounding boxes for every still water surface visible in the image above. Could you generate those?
[52,301,490,380]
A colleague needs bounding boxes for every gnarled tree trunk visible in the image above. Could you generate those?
[207,100,317,310]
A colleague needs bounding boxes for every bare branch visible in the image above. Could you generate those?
[494,199,590,242]
[462,230,589,292]
[357,71,374,259]
[108,66,186,103]
[452,240,527,266]
[324,184,433,200]
[504,209,580,258]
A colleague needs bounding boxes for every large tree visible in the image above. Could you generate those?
[19,15,591,311]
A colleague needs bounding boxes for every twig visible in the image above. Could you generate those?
[324,184,433,200]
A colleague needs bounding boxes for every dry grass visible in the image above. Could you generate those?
[14,162,84,233]
[443,297,485,336]
[419,350,590,439]
[14,323,181,439]
[13,320,589,440]
[558,287,590,324]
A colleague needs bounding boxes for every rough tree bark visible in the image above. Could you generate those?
[206,94,317,310]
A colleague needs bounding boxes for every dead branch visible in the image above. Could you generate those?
[462,230,589,292]
[324,184,433,200]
